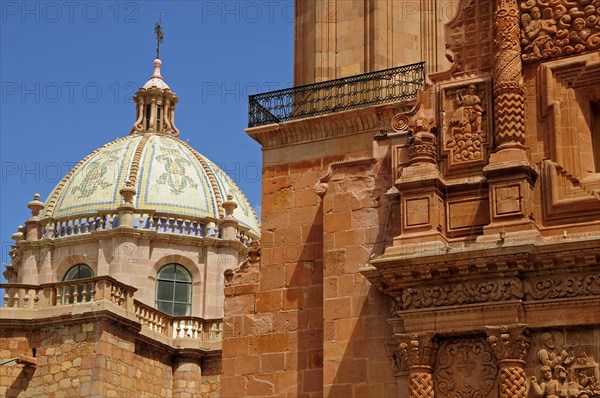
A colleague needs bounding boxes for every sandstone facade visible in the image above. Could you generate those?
[224,0,600,397]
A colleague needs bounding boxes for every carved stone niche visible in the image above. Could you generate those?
[434,336,498,398]
[440,79,493,174]
[537,52,600,222]
[525,329,600,398]
[520,0,600,64]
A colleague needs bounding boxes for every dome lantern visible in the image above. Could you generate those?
[130,59,179,136]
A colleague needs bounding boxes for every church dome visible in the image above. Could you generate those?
[40,59,260,238]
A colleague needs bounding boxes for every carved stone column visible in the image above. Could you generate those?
[493,0,525,150]
[396,332,438,398]
[485,325,530,398]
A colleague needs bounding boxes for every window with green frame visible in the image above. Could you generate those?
[62,264,94,304]
[155,264,192,316]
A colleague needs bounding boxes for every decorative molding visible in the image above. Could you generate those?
[246,100,415,149]
[398,278,523,311]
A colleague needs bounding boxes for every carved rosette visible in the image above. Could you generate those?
[494,0,526,149]
[486,325,530,398]
[397,332,438,398]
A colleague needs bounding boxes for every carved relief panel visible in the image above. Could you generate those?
[520,0,600,63]
[526,329,600,398]
[440,80,492,173]
[435,337,498,398]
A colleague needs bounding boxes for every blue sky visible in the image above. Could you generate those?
[0,1,294,273]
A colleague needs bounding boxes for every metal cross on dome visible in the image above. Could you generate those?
[154,12,165,59]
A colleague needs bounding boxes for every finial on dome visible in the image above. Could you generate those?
[154,12,164,60]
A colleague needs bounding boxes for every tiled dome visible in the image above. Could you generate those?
[42,134,260,237]
[40,59,260,238]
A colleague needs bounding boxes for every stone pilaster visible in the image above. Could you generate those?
[485,325,530,398]
[492,0,525,151]
[396,332,438,398]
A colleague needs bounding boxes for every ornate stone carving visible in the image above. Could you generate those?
[442,83,489,167]
[385,340,409,377]
[397,332,438,368]
[487,325,530,362]
[408,114,437,164]
[399,278,523,311]
[494,0,527,149]
[523,273,600,300]
[486,325,531,398]
[520,0,600,63]
[396,332,438,398]
[435,337,497,398]
[527,330,600,398]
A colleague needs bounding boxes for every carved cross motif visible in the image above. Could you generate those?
[457,349,477,377]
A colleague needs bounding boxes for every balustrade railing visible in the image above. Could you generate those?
[1,278,222,343]
[248,62,425,127]
[133,300,222,342]
[1,276,135,310]
[33,211,256,242]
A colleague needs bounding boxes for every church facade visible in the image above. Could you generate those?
[223,0,600,397]
[2,0,600,397]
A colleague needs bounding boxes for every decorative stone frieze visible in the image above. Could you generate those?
[399,278,523,311]
[523,273,600,301]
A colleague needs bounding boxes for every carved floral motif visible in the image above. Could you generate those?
[435,337,497,398]
[520,0,600,62]
[523,274,600,300]
[399,278,523,311]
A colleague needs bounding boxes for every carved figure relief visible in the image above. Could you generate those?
[527,330,600,398]
[441,82,490,169]
[435,337,498,398]
[521,0,600,63]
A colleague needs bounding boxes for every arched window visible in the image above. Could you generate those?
[155,264,192,316]
[62,264,94,304]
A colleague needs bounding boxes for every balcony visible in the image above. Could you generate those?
[248,62,425,128]
[0,276,222,351]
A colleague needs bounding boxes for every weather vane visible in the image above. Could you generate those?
[154,12,164,59]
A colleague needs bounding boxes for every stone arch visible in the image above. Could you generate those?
[150,254,202,285]
[54,254,96,283]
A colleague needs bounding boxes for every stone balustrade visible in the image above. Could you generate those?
[134,299,222,342]
[29,210,254,246]
[1,277,223,345]
[1,276,135,310]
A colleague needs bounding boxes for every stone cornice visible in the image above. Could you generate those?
[245,100,416,149]
[16,227,249,254]
[366,237,600,281]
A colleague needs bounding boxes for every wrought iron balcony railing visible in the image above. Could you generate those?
[248,62,425,128]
